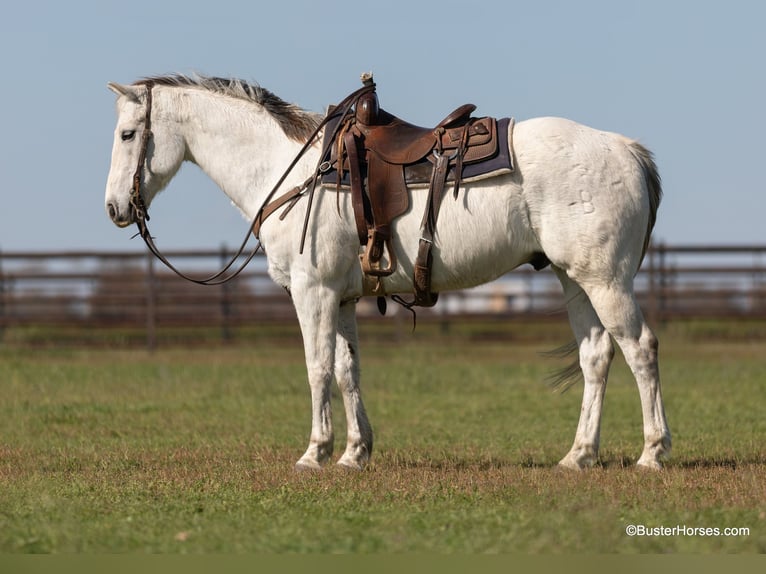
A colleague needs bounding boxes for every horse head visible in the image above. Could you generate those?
[104,82,186,227]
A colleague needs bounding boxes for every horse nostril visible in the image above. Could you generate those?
[107,203,117,220]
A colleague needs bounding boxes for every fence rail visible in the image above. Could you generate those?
[1,244,765,346]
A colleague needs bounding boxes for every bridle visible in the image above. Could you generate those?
[129,80,264,286]
[129,81,153,226]
[128,80,375,286]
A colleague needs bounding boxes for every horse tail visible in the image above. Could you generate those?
[627,140,663,263]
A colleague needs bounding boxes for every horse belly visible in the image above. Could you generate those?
[380,179,537,295]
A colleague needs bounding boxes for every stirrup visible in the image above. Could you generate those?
[361,230,397,277]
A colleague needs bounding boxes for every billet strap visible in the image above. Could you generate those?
[411,148,454,307]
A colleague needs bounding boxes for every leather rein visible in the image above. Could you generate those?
[128,80,375,286]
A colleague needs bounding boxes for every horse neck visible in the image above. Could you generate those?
[167,87,320,219]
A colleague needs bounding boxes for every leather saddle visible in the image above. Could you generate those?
[320,76,514,307]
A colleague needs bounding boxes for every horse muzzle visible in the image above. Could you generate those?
[106,201,135,228]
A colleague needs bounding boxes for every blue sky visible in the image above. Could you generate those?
[1,0,763,252]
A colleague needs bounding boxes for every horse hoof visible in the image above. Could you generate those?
[636,459,663,471]
[557,451,596,470]
[294,460,322,472]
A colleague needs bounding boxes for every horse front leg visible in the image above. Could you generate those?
[292,283,341,471]
[334,300,373,469]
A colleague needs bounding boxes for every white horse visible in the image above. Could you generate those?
[104,75,670,470]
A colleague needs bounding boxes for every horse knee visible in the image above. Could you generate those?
[307,363,334,385]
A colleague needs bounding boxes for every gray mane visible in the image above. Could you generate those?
[135,74,322,142]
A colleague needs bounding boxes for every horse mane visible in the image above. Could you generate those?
[134,74,322,142]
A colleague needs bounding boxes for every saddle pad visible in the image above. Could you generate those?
[322,117,514,188]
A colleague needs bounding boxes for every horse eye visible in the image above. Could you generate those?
[121,130,136,142]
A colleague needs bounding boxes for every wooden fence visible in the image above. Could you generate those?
[1,244,764,346]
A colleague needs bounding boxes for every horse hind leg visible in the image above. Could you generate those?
[580,281,671,469]
[334,301,373,469]
[554,269,615,469]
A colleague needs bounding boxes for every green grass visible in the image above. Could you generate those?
[0,321,764,553]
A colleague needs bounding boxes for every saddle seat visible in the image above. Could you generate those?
[358,104,477,165]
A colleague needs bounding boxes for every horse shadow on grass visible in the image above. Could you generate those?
[670,455,766,470]
[378,452,766,472]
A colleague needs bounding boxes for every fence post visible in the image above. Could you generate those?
[0,247,4,342]
[657,242,667,324]
[647,242,657,326]
[752,249,764,315]
[220,244,232,343]
[146,251,157,351]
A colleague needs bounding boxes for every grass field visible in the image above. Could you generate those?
[0,320,764,553]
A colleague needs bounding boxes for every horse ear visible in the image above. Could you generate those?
[107,82,140,102]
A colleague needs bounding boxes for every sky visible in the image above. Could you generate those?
[0,0,763,252]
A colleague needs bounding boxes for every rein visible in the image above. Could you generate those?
[129,80,375,286]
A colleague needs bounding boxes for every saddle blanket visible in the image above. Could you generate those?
[321,117,515,189]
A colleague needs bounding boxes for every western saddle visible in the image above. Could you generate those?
[253,74,514,309]
[321,74,513,308]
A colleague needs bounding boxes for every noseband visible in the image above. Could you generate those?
[127,80,375,285]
